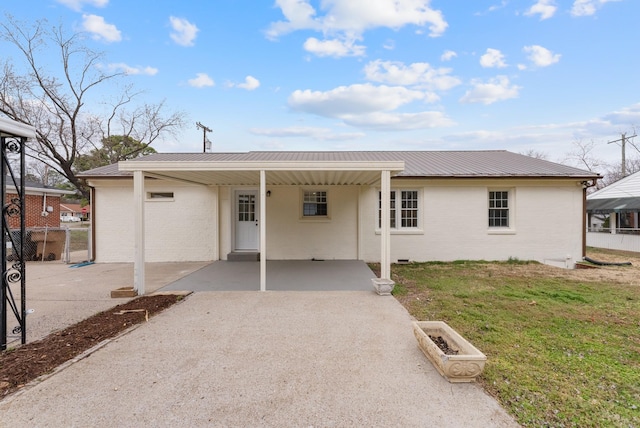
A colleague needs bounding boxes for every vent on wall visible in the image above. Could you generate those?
[397,259,410,264]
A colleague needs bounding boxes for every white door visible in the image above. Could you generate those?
[235,190,259,250]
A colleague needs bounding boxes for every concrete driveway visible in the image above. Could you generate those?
[0,291,517,427]
[2,261,518,427]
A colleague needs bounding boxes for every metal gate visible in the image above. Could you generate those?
[2,119,34,350]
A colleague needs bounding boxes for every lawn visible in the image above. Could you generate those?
[392,258,640,427]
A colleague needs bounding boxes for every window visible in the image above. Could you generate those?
[302,191,327,217]
[378,190,419,229]
[488,191,509,227]
[147,192,174,201]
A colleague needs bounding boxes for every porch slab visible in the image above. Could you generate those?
[158,260,377,292]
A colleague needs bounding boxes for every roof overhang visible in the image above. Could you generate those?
[118,160,406,186]
[0,117,37,139]
[587,197,640,213]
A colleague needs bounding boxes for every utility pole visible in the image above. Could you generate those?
[608,132,637,177]
[196,121,213,153]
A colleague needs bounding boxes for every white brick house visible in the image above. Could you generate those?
[80,151,600,292]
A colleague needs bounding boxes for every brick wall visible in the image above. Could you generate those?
[5,192,61,228]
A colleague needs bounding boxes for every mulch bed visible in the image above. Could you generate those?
[0,294,183,398]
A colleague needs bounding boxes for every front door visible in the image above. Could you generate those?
[235,190,259,250]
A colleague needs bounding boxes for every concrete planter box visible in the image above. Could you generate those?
[412,321,487,383]
[371,278,395,295]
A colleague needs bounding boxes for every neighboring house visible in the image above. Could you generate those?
[60,203,91,222]
[80,151,599,292]
[586,170,640,252]
[5,177,76,229]
[587,170,640,231]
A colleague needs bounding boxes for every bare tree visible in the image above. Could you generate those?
[0,16,186,198]
[520,149,549,160]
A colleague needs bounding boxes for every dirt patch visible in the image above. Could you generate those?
[1,294,184,399]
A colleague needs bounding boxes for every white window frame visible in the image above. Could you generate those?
[377,189,422,233]
[488,188,516,234]
[300,189,330,220]
[146,191,175,202]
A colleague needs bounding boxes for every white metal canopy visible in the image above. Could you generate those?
[119,158,404,294]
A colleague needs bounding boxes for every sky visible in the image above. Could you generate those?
[2,0,639,168]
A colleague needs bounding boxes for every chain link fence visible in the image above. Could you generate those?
[6,226,91,264]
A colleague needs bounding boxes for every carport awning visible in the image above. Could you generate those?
[118,159,406,186]
[587,197,640,213]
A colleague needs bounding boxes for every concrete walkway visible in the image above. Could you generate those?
[0,291,518,427]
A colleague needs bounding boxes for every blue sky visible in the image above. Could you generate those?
[3,0,639,166]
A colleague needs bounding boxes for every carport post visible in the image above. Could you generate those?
[380,170,391,280]
[133,170,146,295]
[260,170,266,291]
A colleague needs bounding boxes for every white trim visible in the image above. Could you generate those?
[380,170,391,280]
[260,170,266,292]
[119,160,405,172]
[299,188,330,220]
[133,171,145,294]
[0,116,37,138]
[487,187,516,234]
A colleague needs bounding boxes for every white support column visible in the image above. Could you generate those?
[610,212,617,234]
[380,170,391,279]
[260,170,267,292]
[372,170,395,295]
[133,170,146,295]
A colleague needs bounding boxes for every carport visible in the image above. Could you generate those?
[159,260,377,292]
[117,153,405,294]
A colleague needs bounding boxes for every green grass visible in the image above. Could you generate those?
[393,261,640,427]
[68,229,89,252]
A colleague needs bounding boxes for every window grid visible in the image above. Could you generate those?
[303,191,328,216]
[488,191,509,227]
[238,194,255,222]
[379,190,418,229]
[401,191,418,228]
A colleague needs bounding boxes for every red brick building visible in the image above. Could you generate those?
[5,178,76,229]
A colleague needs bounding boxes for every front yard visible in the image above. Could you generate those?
[393,249,640,427]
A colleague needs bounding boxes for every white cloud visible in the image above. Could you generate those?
[289,83,425,117]
[460,76,521,105]
[303,37,366,57]
[523,45,561,67]
[571,0,622,16]
[249,127,365,141]
[267,0,448,40]
[341,111,455,130]
[524,0,557,20]
[82,14,121,43]
[107,63,158,76]
[480,48,507,68]
[169,16,199,47]
[602,103,640,124]
[440,50,457,61]
[363,60,461,92]
[288,83,453,130]
[237,76,261,91]
[383,39,395,50]
[188,73,214,88]
[56,0,108,12]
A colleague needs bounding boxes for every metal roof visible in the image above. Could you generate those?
[588,170,640,200]
[79,150,600,180]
